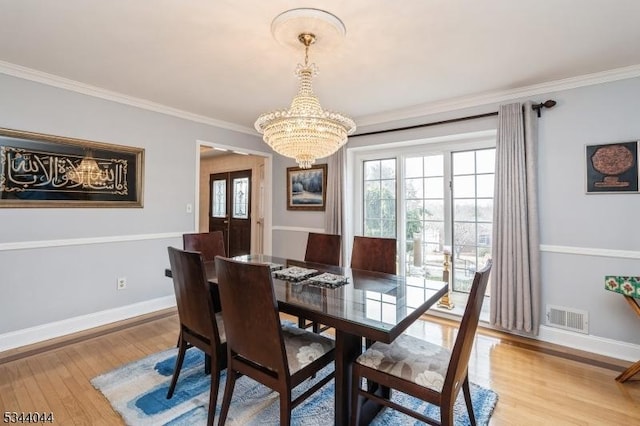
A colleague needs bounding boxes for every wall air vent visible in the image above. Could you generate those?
[545,305,589,334]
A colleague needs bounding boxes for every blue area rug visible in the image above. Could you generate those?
[91,347,498,425]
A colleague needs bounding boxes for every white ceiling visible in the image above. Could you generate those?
[1,1,639,135]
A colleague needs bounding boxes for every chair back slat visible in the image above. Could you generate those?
[350,236,397,274]
[167,247,219,345]
[445,259,492,392]
[215,257,289,376]
[305,233,342,266]
[183,231,226,260]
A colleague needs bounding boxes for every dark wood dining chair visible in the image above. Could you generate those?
[215,256,336,426]
[299,232,342,333]
[166,247,227,426]
[304,232,342,266]
[179,231,227,352]
[350,236,397,275]
[183,231,226,260]
[350,260,492,426]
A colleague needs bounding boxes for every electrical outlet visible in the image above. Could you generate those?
[117,277,127,290]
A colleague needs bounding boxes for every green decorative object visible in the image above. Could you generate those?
[605,276,640,297]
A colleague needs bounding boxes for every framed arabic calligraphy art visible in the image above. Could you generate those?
[585,141,638,194]
[0,127,144,207]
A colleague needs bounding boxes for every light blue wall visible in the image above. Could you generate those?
[0,73,265,334]
[1,71,639,352]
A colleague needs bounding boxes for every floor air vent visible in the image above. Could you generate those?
[545,305,589,334]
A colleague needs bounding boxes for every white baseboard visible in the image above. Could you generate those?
[3,296,638,364]
[537,325,640,362]
[0,296,176,353]
[429,309,640,362]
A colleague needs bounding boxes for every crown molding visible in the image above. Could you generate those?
[0,60,257,135]
[3,59,640,132]
[355,64,640,127]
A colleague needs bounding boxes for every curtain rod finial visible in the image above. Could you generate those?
[532,99,556,117]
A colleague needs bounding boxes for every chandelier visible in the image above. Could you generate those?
[255,10,356,169]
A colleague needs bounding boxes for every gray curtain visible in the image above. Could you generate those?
[490,102,541,335]
[324,147,345,261]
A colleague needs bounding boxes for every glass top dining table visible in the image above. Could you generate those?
[166,254,448,425]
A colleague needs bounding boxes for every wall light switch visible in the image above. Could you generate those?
[186,203,193,213]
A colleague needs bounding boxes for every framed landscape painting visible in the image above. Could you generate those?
[286,164,327,211]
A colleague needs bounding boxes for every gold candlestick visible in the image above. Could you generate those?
[437,249,455,309]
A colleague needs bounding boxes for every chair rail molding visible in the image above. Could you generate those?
[540,244,640,260]
[272,226,325,234]
[0,232,185,251]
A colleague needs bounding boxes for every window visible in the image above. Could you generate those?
[363,159,396,238]
[452,149,494,291]
[352,135,495,295]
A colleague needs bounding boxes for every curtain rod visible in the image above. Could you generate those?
[351,100,556,138]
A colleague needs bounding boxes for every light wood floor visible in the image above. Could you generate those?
[1,309,638,425]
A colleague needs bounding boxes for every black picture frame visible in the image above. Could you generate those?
[286,164,327,211]
[0,127,144,207]
[586,141,638,194]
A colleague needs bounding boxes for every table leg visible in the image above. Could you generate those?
[616,360,640,382]
[616,296,640,383]
[334,331,362,426]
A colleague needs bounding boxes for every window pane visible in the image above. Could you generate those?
[381,199,395,219]
[380,159,396,179]
[405,157,423,178]
[477,198,493,222]
[478,223,492,246]
[453,222,476,249]
[381,180,396,199]
[453,151,475,175]
[424,200,444,221]
[365,199,381,219]
[405,178,423,199]
[406,221,422,240]
[453,267,475,292]
[476,149,495,173]
[232,177,249,219]
[364,159,396,237]
[364,181,381,201]
[477,174,494,197]
[453,175,475,198]
[454,199,475,221]
[424,155,444,177]
[423,221,444,245]
[364,161,380,181]
[424,177,444,198]
[211,179,226,218]
[365,219,380,236]
[381,220,396,237]
[406,199,423,218]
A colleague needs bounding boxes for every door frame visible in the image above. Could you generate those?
[194,140,273,255]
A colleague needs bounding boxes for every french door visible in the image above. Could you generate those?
[209,170,251,257]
